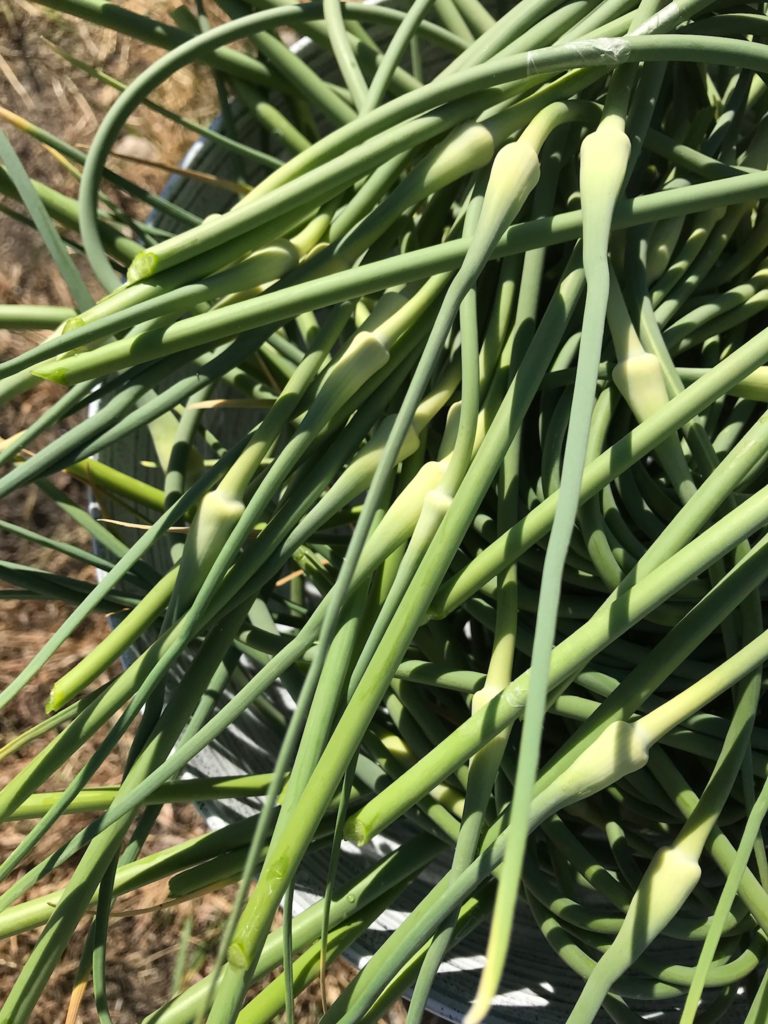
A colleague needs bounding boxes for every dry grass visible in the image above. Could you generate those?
[0,3,408,1021]
[0,5,238,1017]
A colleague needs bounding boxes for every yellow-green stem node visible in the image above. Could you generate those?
[612,352,670,422]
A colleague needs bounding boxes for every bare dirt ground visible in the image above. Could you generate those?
[0,3,407,1021]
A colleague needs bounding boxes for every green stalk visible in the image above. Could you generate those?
[349,497,768,844]
[6,774,276,820]
[469,105,632,1022]
[204,124,543,1023]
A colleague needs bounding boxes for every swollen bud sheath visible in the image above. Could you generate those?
[612,351,670,422]
[307,330,390,429]
[174,488,245,610]
[531,720,650,828]
[358,458,449,574]
[567,843,701,1024]
[580,118,631,201]
[580,118,631,259]
[481,139,541,238]
[421,122,496,196]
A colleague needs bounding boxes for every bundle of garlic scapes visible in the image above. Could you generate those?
[2,2,768,1022]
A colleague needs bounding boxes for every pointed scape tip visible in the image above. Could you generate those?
[31,360,69,384]
[126,249,159,284]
